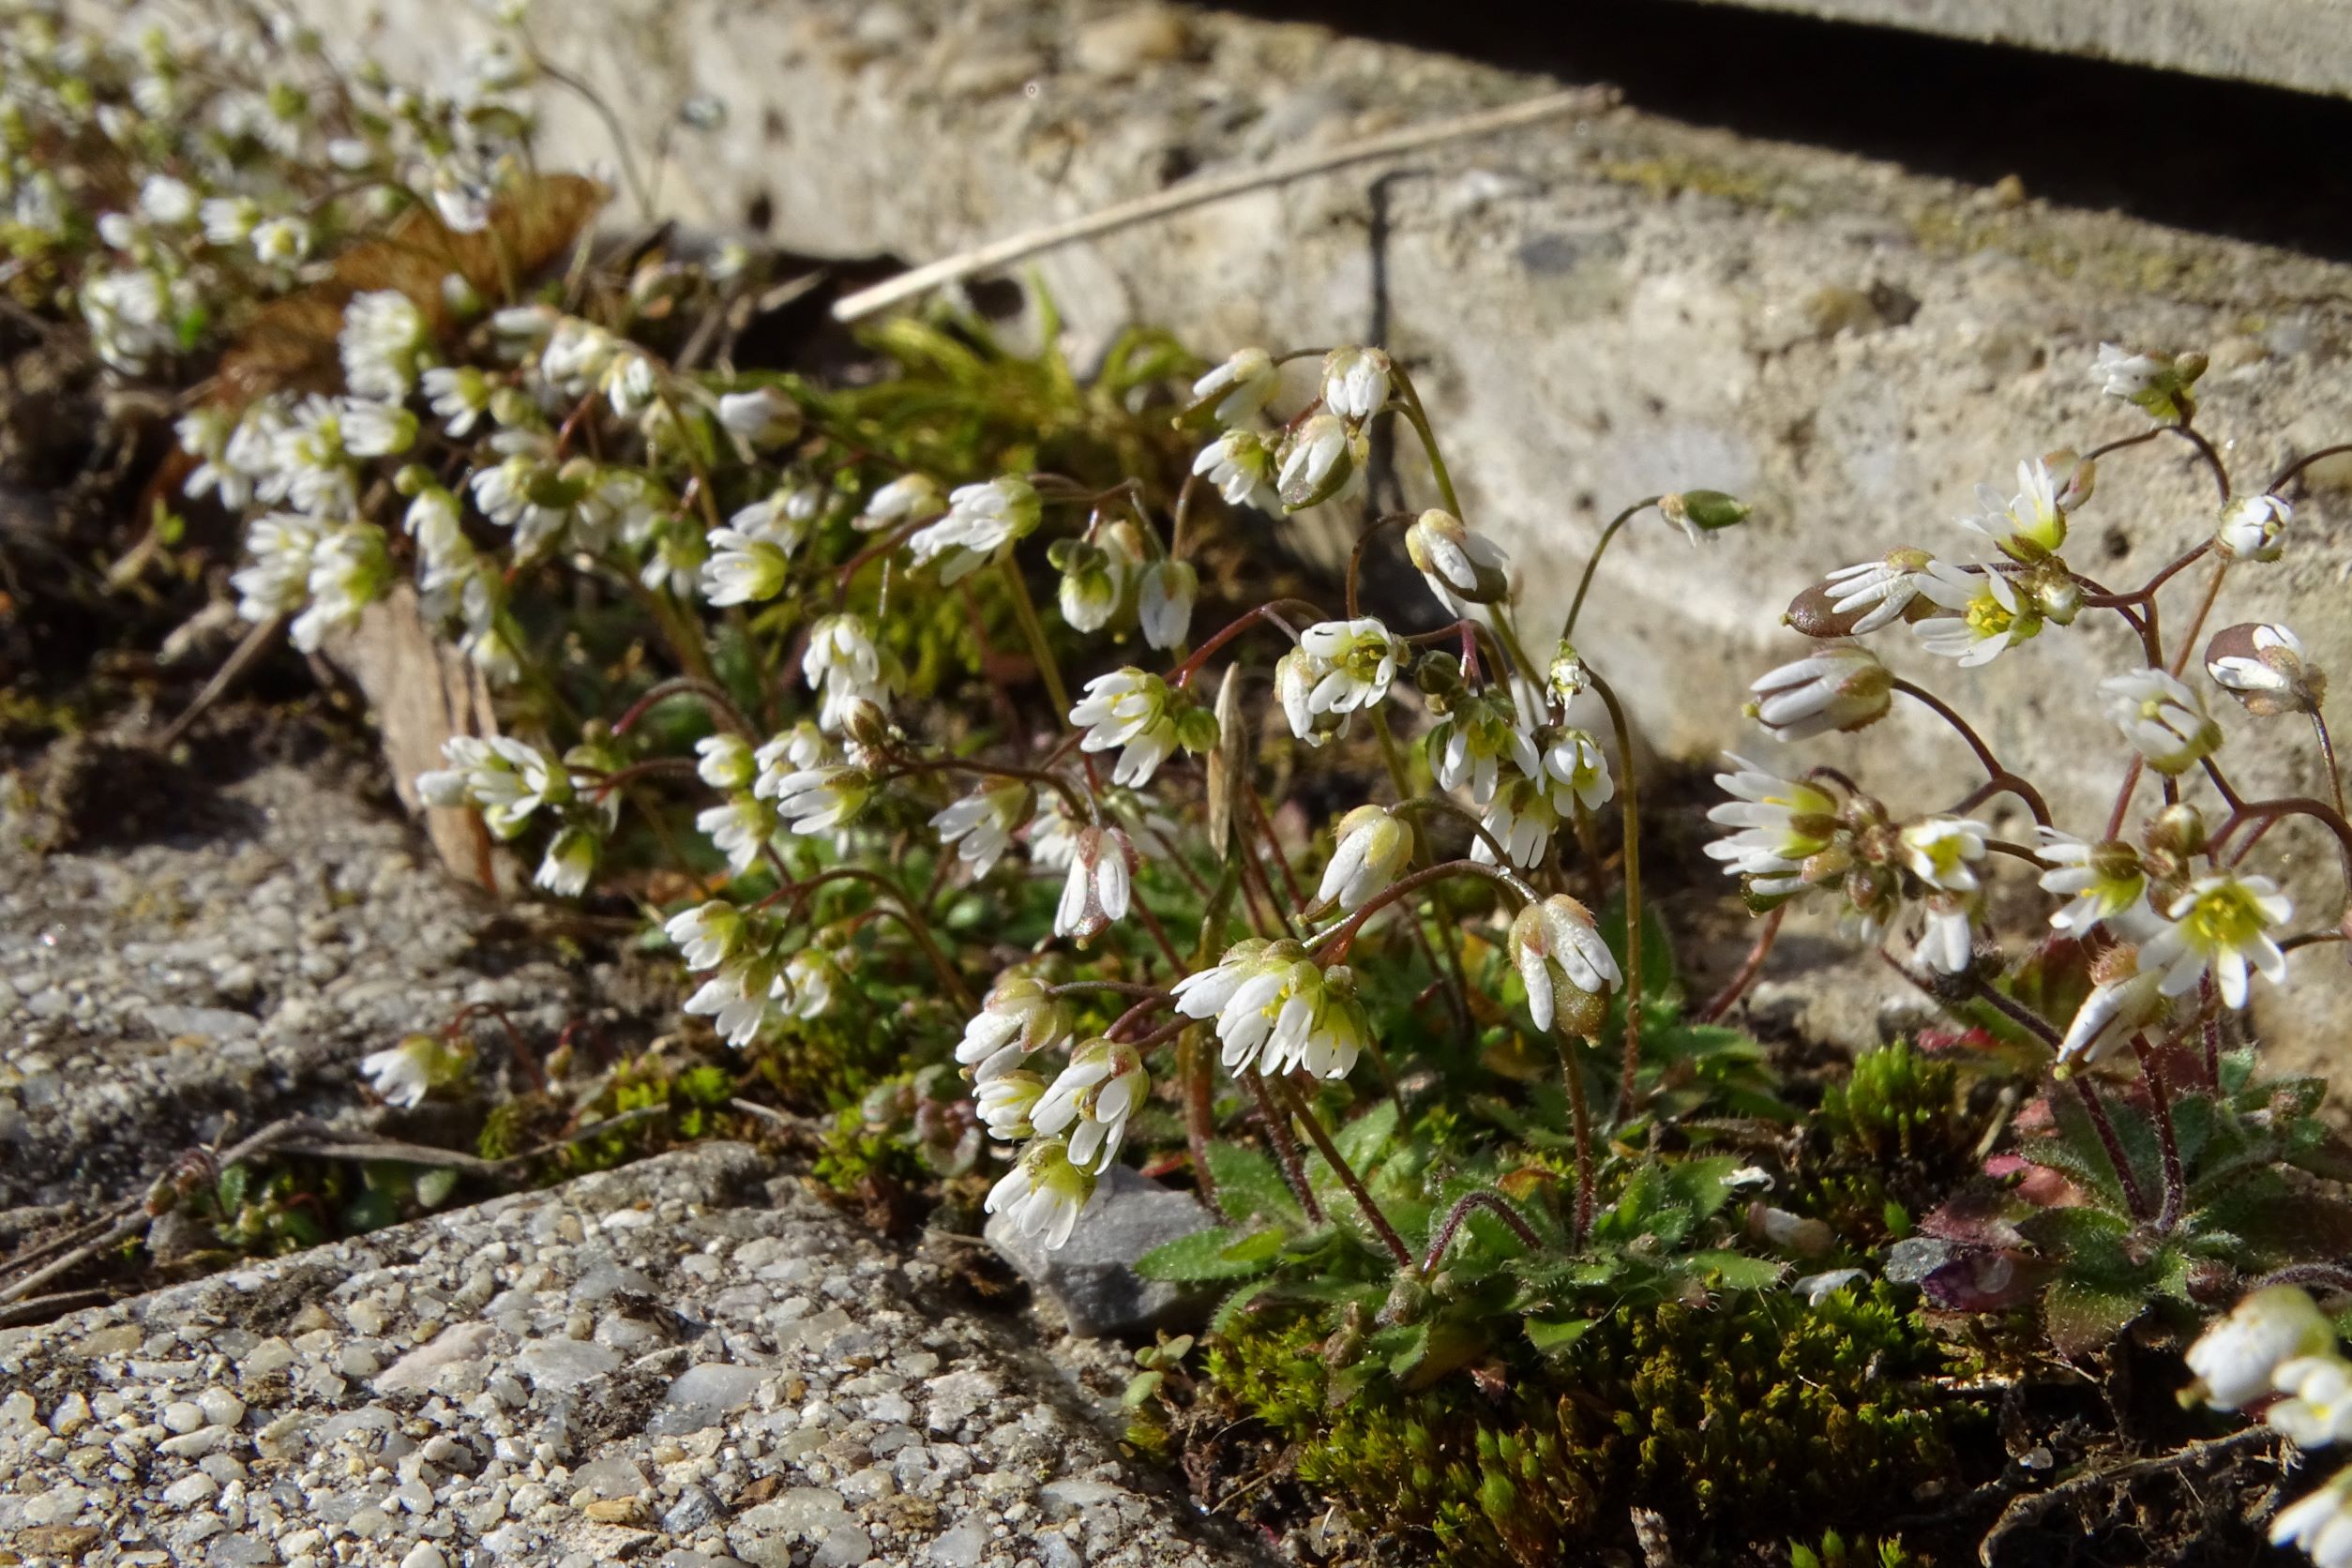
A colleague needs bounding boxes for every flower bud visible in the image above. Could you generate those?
[2100,668,2221,776]
[1509,895,1621,1036]
[1405,508,1512,607]
[1745,643,1892,740]
[1184,346,1277,426]
[2207,622,2325,717]
[1205,664,1249,854]
[2183,1285,2334,1409]
[1276,415,1358,510]
[2215,494,2290,562]
[2093,342,2205,423]
[1315,804,1414,913]
[1746,1201,1834,1259]
[1547,641,1591,705]
[1661,490,1751,543]
[1137,558,1197,651]
[2144,801,2209,869]
[2044,448,2097,512]
[1320,345,1394,423]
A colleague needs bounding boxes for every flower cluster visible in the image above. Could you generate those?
[2185,1288,2352,1567]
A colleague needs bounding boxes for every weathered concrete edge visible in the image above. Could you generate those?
[1683,0,2352,100]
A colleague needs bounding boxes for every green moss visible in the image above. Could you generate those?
[1209,1283,1975,1567]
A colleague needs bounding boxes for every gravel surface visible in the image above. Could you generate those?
[0,1141,1265,1568]
[0,755,618,1219]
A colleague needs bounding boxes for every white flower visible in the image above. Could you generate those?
[956,974,1075,1081]
[2208,622,2323,716]
[1913,562,2043,666]
[266,395,359,517]
[2272,1467,2352,1568]
[1171,939,1367,1078]
[2092,342,2168,402]
[1317,806,1413,913]
[250,216,310,265]
[1274,648,1350,748]
[1533,727,1614,814]
[1474,773,1561,871]
[423,366,492,437]
[1510,896,1621,1033]
[976,1072,1047,1142]
[1033,1038,1149,1172]
[754,723,831,794]
[2216,493,2291,563]
[2270,1357,2352,1449]
[1320,345,1393,423]
[1428,697,1540,805]
[339,399,416,459]
[1404,509,1511,611]
[1295,619,1400,718]
[1960,458,2068,561]
[1055,825,1136,942]
[1791,1269,1867,1305]
[907,476,1042,584]
[695,793,778,874]
[696,733,757,791]
[1275,414,1356,510]
[727,486,820,553]
[665,900,744,971]
[139,174,196,226]
[1899,817,1989,895]
[781,949,837,1019]
[716,387,800,447]
[700,529,791,606]
[2140,872,2292,1008]
[2185,1285,2335,1410]
[2056,960,2166,1068]
[416,736,572,840]
[2034,829,2148,935]
[1055,539,1127,634]
[2101,668,2221,775]
[202,195,260,246]
[802,613,889,732]
[764,766,871,836]
[857,473,942,533]
[231,514,321,622]
[339,290,430,401]
[292,522,391,652]
[1137,559,1198,651]
[684,953,784,1048]
[985,1138,1097,1251]
[1189,346,1277,425]
[1069,669,1185,788]
[1746,644,1892,740]
[534,826,597,897]
[931,779,1033,879]
[1704,757,1841,898]
[1192,429,1280,510]
[1913,892,1978,975]
[359,1035,458,1108]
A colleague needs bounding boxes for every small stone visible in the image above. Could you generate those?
[984,1165,1216,1336]
[399,1543,447,1568]
[583,1497,650,1525]
[197,1387,246,1428]
[160,1399,205,1435]
[48,1393,92,1437]
[662,1485,720,1534]
[1071,5,1189,78]
[161,1471,219,1508]
[649,1363,769,1435]
[516,1337,622,1391]
[928,1525,988,1568]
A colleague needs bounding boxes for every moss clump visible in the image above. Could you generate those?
[1821,1041,1962,1168]
[1208,1282,1974,1567]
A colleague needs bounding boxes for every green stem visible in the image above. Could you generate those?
[1563,498,1663,642]
[1388,367,1462,519]
[1559,1033,1598,1244]
[1272,1075,1412,1269]
[1588,670,1646,1116]
[998,556,1071,718]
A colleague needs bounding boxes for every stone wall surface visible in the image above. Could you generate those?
[0,1143,1264,1568]
[1687,0,2352,100]
[277,0,2352,1059]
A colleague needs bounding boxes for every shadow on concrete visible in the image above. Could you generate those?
[1197,0,2352,263]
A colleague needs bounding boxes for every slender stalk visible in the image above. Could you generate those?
[2167,421,2234,503]
[2199,974,2225,1090]
[1388,367,1463,520]
[1168,598,1327,688]
[998,557,1070,717]
[1696,904,1784,1025]
[766,857,976,1012]
[2070,1076,2150,1220]
[1346,512,1416,619]
[1272,1075,1412,1269]
[2131,1036,2188,1233]
[2165,559,2231,679]
[1243,1069,1323,1224]
[1563,498,1663,642]
[2269,443,2352,494]
[2103,754,2147,841]
[1420,1191,1542,1276]
[1559,1033,1598,1244]
[611,675,756,740]
[1891,679,2053,827]
[1587,671,1647,1114]
[1316,858,1535,961]
[2314,713,2349,822]
[1179,1025,1218,1211]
